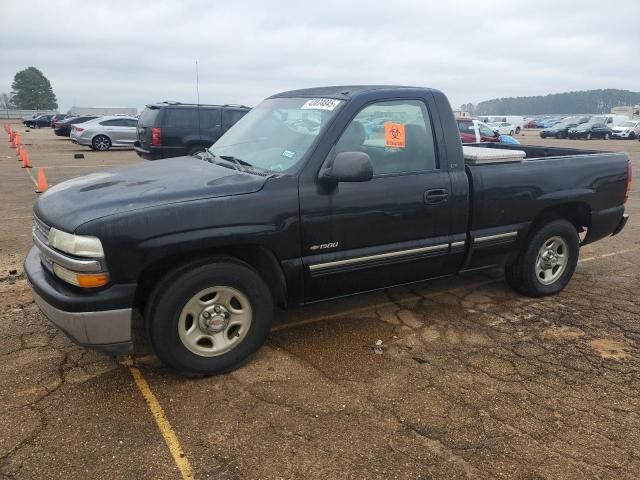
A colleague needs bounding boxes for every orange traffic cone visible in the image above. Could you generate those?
[14,133,21,146]
[21,151,32,168]
[9,131,15,148]
[35,168,49,193]
[16,144,22,158]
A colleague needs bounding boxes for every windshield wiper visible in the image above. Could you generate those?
[219,155,253,171]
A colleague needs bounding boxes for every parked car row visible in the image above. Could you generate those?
[39,102,250,155]
[541,115,640,140]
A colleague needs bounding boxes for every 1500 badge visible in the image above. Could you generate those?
[309,242,339,251]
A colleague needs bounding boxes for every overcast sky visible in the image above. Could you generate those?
[1,0,638,112]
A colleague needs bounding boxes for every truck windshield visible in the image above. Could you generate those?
[209,97,344,173]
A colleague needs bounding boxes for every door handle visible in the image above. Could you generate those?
[424,188,449,205]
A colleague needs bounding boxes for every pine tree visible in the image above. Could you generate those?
[11,67,58,110]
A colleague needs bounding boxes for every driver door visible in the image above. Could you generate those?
[299,99,453,301]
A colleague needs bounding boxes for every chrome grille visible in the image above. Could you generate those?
[33,216,50,245]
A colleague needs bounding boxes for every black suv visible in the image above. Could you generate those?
[134,102,250,160]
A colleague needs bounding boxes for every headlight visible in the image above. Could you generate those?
[48,228,104,257]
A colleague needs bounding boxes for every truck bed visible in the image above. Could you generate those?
[465,142,603,161]
[462,143,629,269]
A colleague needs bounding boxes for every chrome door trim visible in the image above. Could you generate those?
[451,240,466,248]
[474,231,518,243]
[309,243,449,272]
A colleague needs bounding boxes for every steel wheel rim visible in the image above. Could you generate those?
[535,236,569,285]
[95,137,109,150]
[178,286,252,357]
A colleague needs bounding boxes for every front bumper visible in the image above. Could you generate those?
[24,246,135,356]
[611,131,632,138]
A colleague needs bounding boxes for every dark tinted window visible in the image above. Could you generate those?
[200,108,221,129]
[224,109,248,129]
[125,119,138,127]
[165,108,199,129]
[457,120,474,134]
[100,119,126,126]
[139,108,159,126]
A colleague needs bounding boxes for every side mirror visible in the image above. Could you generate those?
[319,151,373,183]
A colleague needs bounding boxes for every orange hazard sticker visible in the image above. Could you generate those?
[384,123,405,148]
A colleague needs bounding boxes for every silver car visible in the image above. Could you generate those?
[70,115,138,151]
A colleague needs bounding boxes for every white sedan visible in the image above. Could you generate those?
[487,122,516,136]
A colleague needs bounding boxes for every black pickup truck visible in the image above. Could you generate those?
[25,86,631,376]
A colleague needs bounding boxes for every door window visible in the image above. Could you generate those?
[223,109,248,130]
[478,124,495,137]
[165,109,199,129]
[334,100,437,175]
[200,108,221,129]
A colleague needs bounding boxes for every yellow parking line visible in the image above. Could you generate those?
[122,357,195,480]
[579,247,640,262]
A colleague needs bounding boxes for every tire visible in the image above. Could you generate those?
[509,130,514,136]
[505,219,579,297]
[515,127,521,134]
[629,132,636,140]
[555,132,561,139]
[147,257,274,376]
[586,133,592,140]
[187,145,206,156]
[603,133,610,140]
[92,135,112,151]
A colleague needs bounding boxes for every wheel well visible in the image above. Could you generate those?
[133,245,288,314]
[92,134,111,143]
[531,203,591,233]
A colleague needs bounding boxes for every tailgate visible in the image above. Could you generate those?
[137,107,161,147]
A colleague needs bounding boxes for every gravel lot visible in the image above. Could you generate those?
[1,125,639,479]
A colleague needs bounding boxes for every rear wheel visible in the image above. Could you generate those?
[509,130,514,136]
[515,127,521,134]
[603,133,610,140]
[92,135,112,151]
[505,219,579,297]
[586,133,592,140]
[147,258,273,376]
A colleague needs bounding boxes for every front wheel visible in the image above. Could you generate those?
[515,127,521,134]
[505,219,579,297]
[92,135,112,151]
[603,133,610,140]
[586,133,592,140]
[147,258,274,376]
[509,130,514,136]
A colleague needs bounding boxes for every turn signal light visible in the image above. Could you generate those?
[52,264,109,288]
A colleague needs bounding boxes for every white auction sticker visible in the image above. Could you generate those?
[301,98,341,111]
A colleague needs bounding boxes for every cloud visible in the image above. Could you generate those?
[1,0,638,112]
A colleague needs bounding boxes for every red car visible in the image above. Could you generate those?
[456,117,500,143]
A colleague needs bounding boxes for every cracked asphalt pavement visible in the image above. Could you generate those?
[1,127,639,479]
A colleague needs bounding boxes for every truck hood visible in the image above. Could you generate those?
[35,156,269,232]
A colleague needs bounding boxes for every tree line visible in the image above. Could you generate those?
[470,89,640,115]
